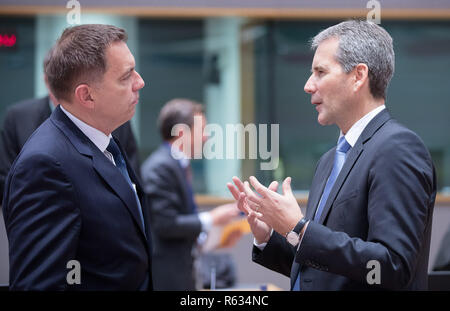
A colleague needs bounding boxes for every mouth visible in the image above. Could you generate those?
[312,100,322,110]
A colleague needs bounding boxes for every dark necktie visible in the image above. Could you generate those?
[184,164,198,213]
[292,136,351,291]
[106,138,146,233]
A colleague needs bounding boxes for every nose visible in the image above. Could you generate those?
[304,74,316,94]
[133,71,145,91]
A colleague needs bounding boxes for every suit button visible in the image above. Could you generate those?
[303,279,312,283]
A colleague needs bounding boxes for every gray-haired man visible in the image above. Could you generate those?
[228,20,436,290]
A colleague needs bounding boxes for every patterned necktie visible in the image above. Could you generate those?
[107,138,146,233]
[292,136,351,291]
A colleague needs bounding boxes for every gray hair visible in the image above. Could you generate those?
[311,20,395,99]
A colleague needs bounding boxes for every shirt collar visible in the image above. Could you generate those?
[340,105,386,147]
[164,142,190,169]
[60,105,112,153]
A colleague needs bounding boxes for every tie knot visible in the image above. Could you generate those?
[337,136,351,153]
[106,138,121,158]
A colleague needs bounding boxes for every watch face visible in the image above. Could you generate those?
[287,232,299,245]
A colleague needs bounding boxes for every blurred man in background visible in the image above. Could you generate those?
[141,98,240,290]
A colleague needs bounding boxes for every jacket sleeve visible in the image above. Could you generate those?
[0,109,21,202]
[295,131,436,290]
[141,162,202,240]
[3,153,80,290]
[252,231,296,278]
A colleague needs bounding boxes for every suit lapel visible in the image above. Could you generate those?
[92,153,147,239]
[116,138,150,239]
[296,153,334,289]
[50,106,147,240]
[316,109,392,225]
[318,144,363,224]
[306,151,334,220]
[290,262,300,289]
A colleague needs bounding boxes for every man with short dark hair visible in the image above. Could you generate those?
[141,98,240,290]
[228,20,436,290]
[2,24,151,290]
[0,95,140,203]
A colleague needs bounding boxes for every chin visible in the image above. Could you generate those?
[317,114,328,126]
[127,107,136,118]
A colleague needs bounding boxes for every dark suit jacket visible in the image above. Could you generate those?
[141,144,202,290]
[2,105,152,290]
[0,96,140,202]
[253,109,436,290]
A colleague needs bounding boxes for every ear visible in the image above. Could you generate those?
[353,63,369,93]
[74,84,95,109]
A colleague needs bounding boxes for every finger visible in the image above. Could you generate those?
[246,212,258,230]
[246,197,261,212]
[249,176,269,198]
[282,177,294,196]
[246,198,262,217]
[232,176,246,193]
[237,193,250,215]
[248,210,263,223]
[247,211,258,225]
[248,211,256,222]
[227,183,240,200]
[246,193,263,206]
[268,181,279,192]
[254,210,269,225]
[243,181,262,205]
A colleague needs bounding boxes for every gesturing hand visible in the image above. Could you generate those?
[246,176,303,236]
[227,176,278,244]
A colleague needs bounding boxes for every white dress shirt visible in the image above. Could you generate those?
[60,106,140,194]
[339,105,386,148]
[255,105,386,250]
[60,105,114,162]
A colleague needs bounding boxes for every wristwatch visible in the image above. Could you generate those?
[286,217,308,246]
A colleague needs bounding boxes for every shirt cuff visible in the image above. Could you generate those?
[199,211,212,233]
[253,229,274,251]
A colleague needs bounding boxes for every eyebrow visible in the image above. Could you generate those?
[119,67,134,79]
[311,65,327,73]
